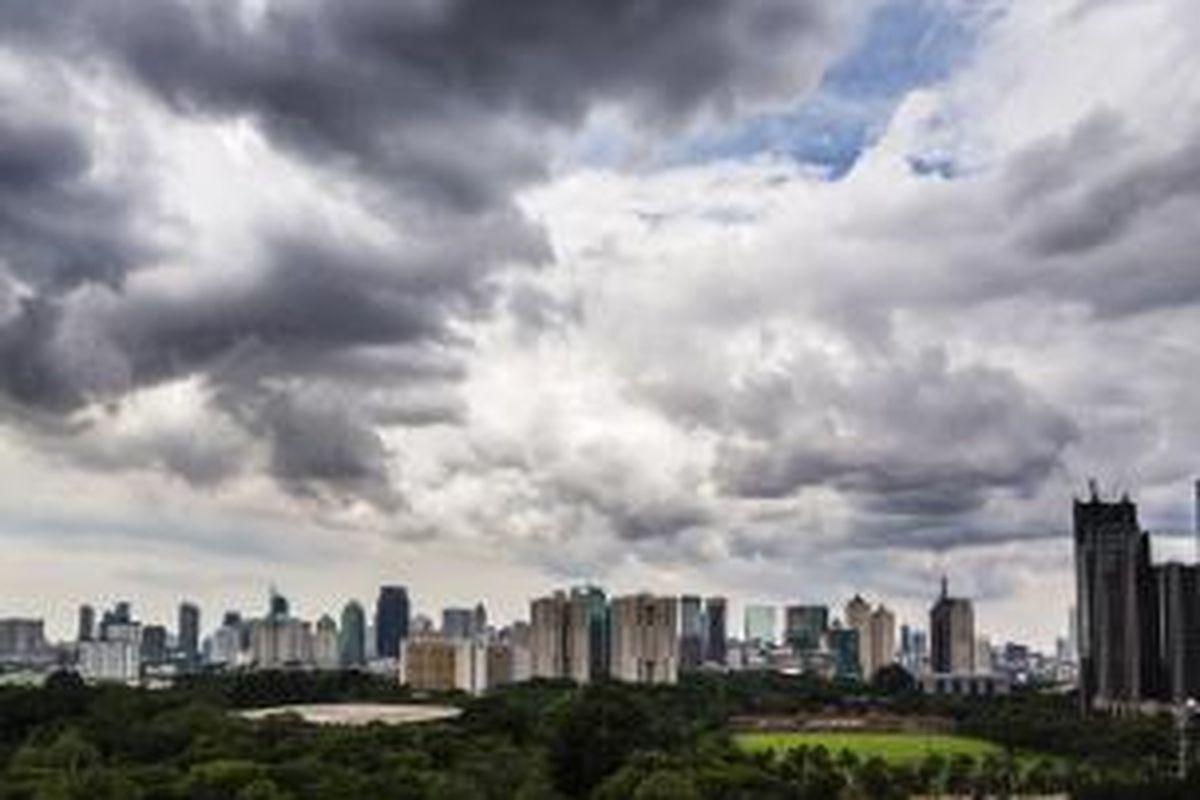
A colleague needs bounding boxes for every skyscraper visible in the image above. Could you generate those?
[314,615,340,670]
[442,608,475,640]
[141,625,168,665]
[339,601,367,667]
[570,586,609,682]
[744,605,777,646]
[679,595,704,671]
[845,595,874,679]
[784,605,827,652]
[930,577,975,674]
[1074,489,1157,706]
[178,602,200,666]
[1153,562,1200,703]
[705,596,727,666]
[609,594,679,684]
[77,604,95,642]
[530,591,569,679]
[866,605,896,679]
[375,586,410,659]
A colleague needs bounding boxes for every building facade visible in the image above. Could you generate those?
[609,594,679,684]
[930,578,975,675]
[375,586,410,660]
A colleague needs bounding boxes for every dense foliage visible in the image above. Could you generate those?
[0,670,1196,799]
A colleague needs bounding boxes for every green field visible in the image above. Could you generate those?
[736,731,1002,765]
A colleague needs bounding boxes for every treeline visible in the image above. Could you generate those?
[0,670,1193,799]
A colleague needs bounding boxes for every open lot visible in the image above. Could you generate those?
[736,731,1003,764]
[238,703,461,726]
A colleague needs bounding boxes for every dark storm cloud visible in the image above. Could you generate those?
[3,0,845,211]
[0,114,148,291]
[714,351,1078,530]
[0,0,848,508]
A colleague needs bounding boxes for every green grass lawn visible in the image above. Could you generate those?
[735,731,1002,765]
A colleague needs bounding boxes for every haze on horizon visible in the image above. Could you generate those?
[2,0,1199,648]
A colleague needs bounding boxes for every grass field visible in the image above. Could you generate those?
[735,731,1002,765]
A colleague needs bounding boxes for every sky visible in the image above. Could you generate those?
[2,0,1200,649]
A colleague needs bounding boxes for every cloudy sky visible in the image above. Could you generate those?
[2,0,1199,647]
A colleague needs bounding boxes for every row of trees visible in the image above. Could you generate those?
[0,669,1193,799]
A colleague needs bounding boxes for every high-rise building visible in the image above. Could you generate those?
[375,586,410,659]
[529,587,607,683]
[705,597,727,666]
[314,615,340,670]
[247,617,313,667]
[269,590,289,620]
[141,625,169,665]
[1153,562,1200,703]
[339,601,367,667]
[827,622,860,680]
[210,612,244,667]
[442,608,475,640]
[900,625,928,675]
[400,637,488,695]
[784,605,828,652]
[744,605,777,646]
[178,602,200,666]
[569,586,609,682]
[473,602,488,638]
[679,595,704,671]
[866,605,896,680]
[77,605,96,642]
[530,591,569,679]
[79,639,140,683]
[1074,489,1157,706]
[0,619,47,665]
[609,594,679,684]
[931,577,975,674]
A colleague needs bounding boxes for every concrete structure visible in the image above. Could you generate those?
[375,586,410,659]
[827,623,860,680]
[610,594,679,684]
[140,625,168,665]
[920,672,1011,697]
[0,619,47,665]
[866,605,897,680]
[248,617,313,668]
[210,613,245,668]
[530,591,569,679]
[339,601,367,667]
[400,637,488,695]
[314,615,340,670]
[79,639,140,683]
[931,577,975,675]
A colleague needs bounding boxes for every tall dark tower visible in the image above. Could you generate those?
[375,586,410,659]
[1074,486,1158,708]
[178,602,200,667]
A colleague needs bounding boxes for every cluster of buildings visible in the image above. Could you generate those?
[1075,482,1200,710]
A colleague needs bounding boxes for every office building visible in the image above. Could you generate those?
[442,608,475,640]
[784,605,827,652]
[375,586,410,659]
[339,601,367,667]
[141,625,168,665]
[866,605,897,679]
[1153,562,1200,703]
[178,602,200,666]
[744,605,777,646]
[609,594,679,684]
[313,615,340,670]
[569,586,608,682]
[0,619,47,665]
[77,605,96,642]
[931,577,975,674]
[679,595,704,671]
[828,623,860,680]
[1074,489,1157,706]
[705,597,728,666]
[210,612,244,667]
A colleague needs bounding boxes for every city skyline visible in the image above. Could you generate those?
[3,0,1200,653]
